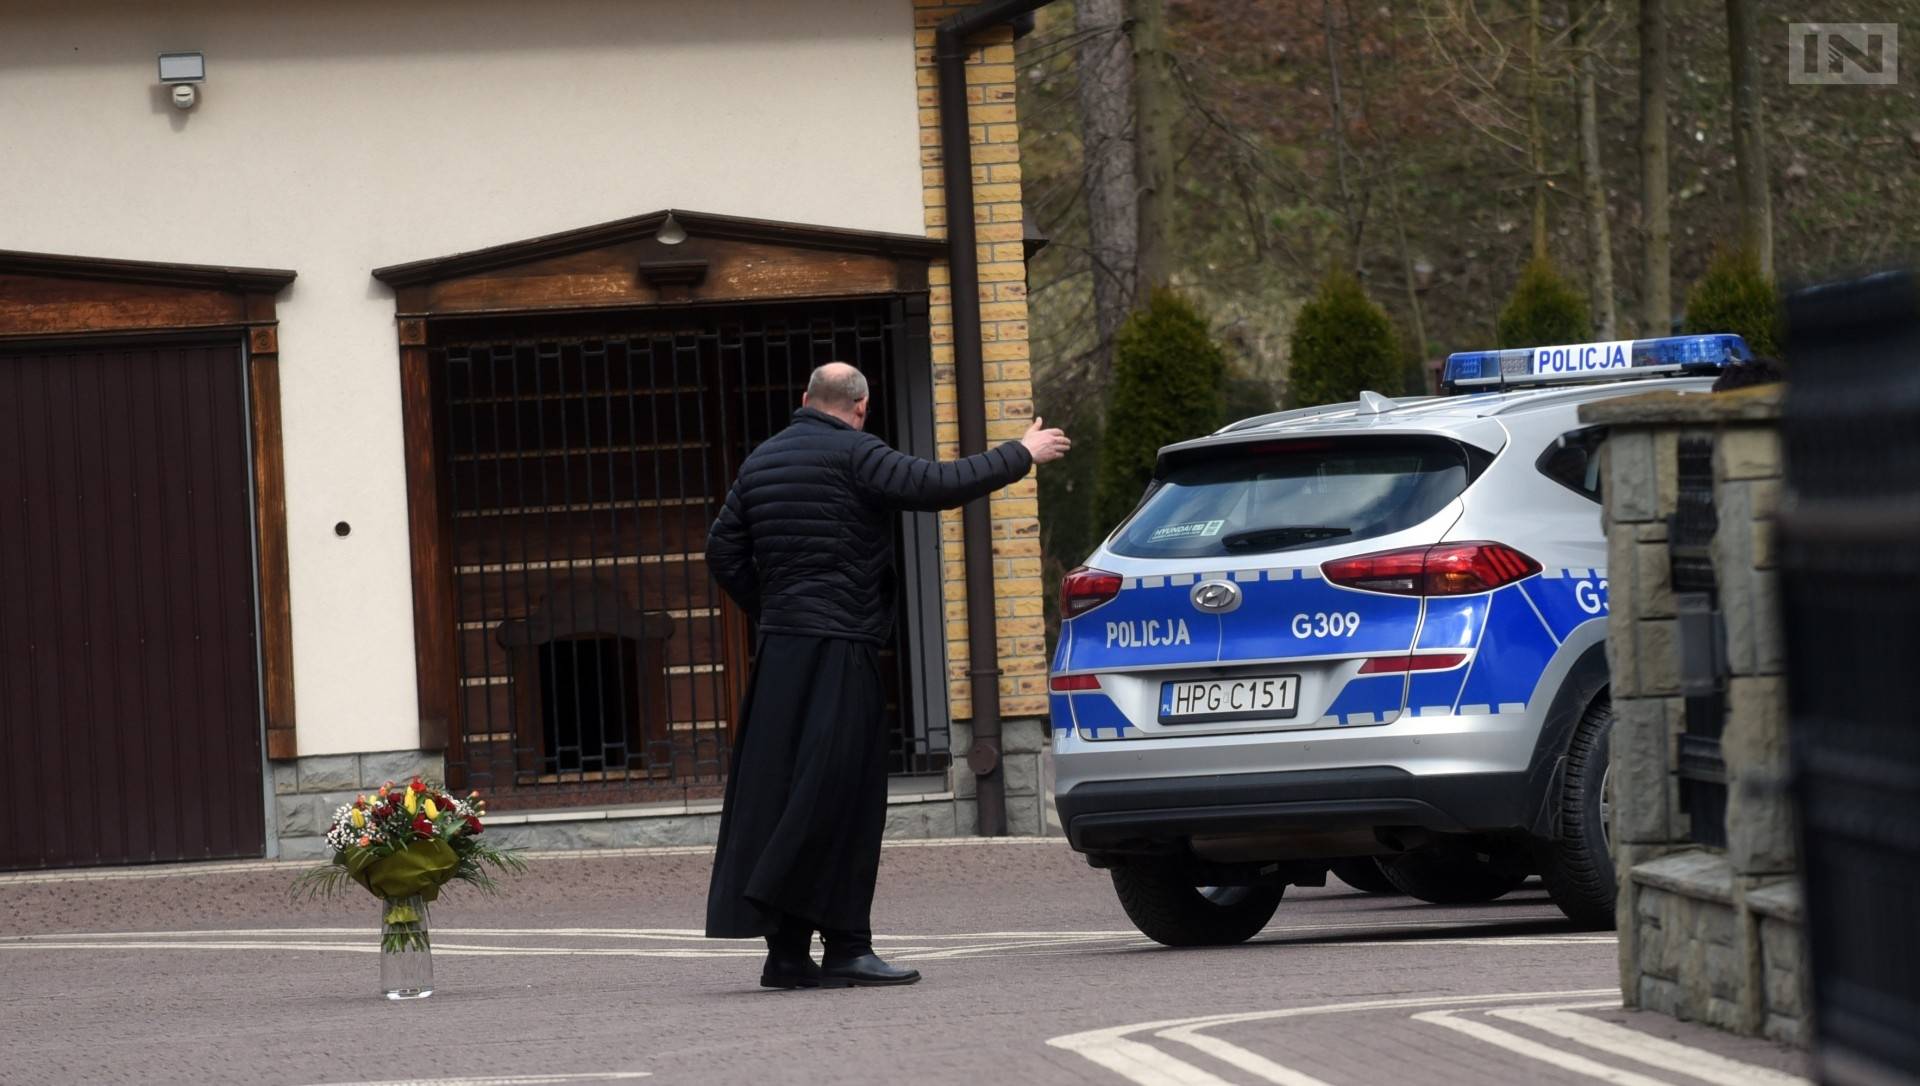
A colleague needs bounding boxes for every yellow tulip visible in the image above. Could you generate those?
[424,798,439,820]
[404,789,418,815]
[349,808,366,829]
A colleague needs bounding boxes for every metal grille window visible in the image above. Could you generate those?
[432,300,947,809]
[1670,434,1728,848]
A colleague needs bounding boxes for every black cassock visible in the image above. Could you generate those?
[705,633,887,936]
[702,407,1032,939]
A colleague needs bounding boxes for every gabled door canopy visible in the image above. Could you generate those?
[372,209,946,318]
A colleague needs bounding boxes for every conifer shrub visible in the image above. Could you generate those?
[1090,290,1227,532]
[1496,258,1589,348]
[1285,267,1402,408]
[1683,247,1782,358]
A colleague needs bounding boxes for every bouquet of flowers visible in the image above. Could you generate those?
[294,778,524,954]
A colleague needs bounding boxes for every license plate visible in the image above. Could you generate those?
[1159,675,1299,723]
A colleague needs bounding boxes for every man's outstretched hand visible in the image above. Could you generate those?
[1021,417,1071,465]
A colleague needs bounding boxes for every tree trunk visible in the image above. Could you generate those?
[1130,0,1175,294]
[1572,0,1616,336]
[1639,0,1672,334]
[1076,0,1139,369]
[1725,0,1773,280]
[1387,176,1430,385]
[1322,0,1359,262]
[1526,0,1550,263]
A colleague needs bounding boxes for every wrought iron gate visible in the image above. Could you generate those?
[1780,270,1920,1086]
[432,299,947,809]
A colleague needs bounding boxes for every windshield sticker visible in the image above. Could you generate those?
[1148,519,1226,542]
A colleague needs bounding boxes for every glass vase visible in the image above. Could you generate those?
[378,894,434,1000]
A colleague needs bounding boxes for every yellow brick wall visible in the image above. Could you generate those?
[914,1,1047,722]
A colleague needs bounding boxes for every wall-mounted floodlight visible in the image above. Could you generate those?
[158,52,205,83]
[158,52,205,110]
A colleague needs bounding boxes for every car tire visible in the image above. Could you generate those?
[1330,858,1398,895]
[1110,865,1284,947]
[1380,841,1529,904]
[1538,695,1617,930]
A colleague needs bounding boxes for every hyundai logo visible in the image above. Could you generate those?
[1190,579,1242,614]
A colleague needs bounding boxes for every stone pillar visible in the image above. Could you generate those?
[1580,385,1803,1043]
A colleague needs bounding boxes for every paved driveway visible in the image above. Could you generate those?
[0,840,1810,1085]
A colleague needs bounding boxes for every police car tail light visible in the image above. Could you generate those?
[1061,567,1123,617]
[1322,542,1541,596]
[1423,542,1542,594]
[1319,548,1427,595]
[1050,674,1101,692]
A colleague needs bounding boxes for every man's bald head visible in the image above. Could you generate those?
[804,362,870,427]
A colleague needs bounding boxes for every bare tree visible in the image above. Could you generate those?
[1570,0,1616,336]
[1525,0,1550,262]
[1322,0,1360,261]
[1639,0,1672,334]
[1130,0,1176,294]
[1076,0,1139,369]
[1724,0,1773,279]
[1418,1,1564,261]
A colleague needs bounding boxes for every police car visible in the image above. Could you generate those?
[1049,333,1754,945]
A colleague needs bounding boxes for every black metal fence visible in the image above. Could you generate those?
[431,299,947,810]
[1780,269,1920,1086]
[1671,434,1729,848]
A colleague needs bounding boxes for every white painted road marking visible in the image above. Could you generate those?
[0,922,1611,965]
[294,1075,650,1086]
[1052,990,1806,1086]
[1489,1002,1813,1086]
[1047,989,1616,1086]
[1413,1008,1676,1086]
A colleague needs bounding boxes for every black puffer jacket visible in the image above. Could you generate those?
[706,407,1033,644]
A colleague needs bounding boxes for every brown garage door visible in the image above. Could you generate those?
[0,338,265,869]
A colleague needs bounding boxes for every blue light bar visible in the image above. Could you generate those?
[1442,334,1754,391]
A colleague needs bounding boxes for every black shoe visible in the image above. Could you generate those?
[819,953,921,988]
[760,948,822,990]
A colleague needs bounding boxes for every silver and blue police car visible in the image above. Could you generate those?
[1049,333,1755,945]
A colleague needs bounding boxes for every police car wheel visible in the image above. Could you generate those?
[1109,865,1285,947]
[1379,841,1530,904]
[1537,696,1618,930]
[1330,857,1399,895]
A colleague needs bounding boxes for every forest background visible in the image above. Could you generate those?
[1016,1,1917,616]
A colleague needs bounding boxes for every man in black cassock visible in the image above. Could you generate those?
[703,362,1070,989]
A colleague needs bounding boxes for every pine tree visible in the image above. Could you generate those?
[1090,290,1227,531]
[1683,247,1781,357]
[1497,258,1590,348]
[1286,267,1401,409]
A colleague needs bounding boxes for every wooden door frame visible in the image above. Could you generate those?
[372,209,945,754]
[0,249,300,758]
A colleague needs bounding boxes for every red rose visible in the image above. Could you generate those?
[464,816,484,835]
[375,805,393,819]
[412,815,435,838]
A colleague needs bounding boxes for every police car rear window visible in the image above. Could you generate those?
[1109,436,1482,559]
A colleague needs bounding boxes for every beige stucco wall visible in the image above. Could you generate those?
[0,0,927,756]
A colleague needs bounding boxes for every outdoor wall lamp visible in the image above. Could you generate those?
[158,52,205,110]
[654,212,688,245]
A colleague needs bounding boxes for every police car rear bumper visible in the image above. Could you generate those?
[1056,767,1531,856]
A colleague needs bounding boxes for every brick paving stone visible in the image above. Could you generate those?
[0,841,1810,1085]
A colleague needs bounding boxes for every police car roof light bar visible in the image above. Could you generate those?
[1441,333,1753,392]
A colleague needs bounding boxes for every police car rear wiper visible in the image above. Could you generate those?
[1218,525,1352,551]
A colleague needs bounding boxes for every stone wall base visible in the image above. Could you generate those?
[271,749,445,859]
[1621,849,1807,1045]
[269,718,1058,859]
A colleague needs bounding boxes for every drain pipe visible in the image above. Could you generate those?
[938,0,1054,837]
